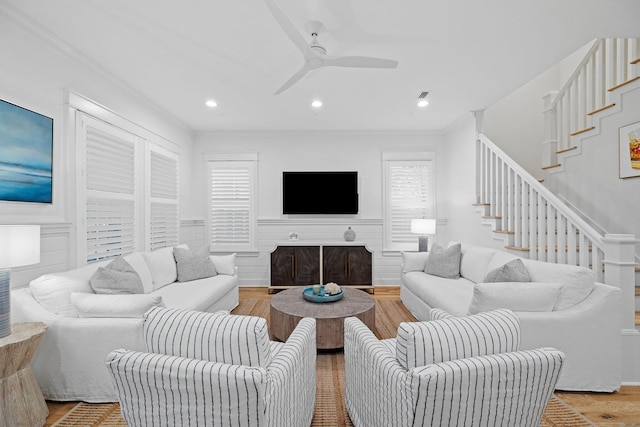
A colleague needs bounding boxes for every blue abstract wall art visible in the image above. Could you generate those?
[0,99,53,203]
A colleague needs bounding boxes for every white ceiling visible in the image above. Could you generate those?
[5,0,640,132]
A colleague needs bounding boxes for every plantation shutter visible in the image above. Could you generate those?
[148,148,179,251]
[83,119,138,262]
[384,155,436,251]
[207,157,257,251]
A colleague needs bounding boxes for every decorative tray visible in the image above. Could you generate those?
[303,286,344,303]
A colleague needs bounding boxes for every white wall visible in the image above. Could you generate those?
[0,12,193,287]
[482,41,594,178]
[190,131,446,286]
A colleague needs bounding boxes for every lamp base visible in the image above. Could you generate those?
[418,236,429,252]
[0,269,10,339]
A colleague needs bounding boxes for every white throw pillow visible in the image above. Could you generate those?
[124,252,154,293]
[71,293,164,318]
[210,253,236,276]
[401,251,429,273]
[460,245,498,283]
[522,259,596,310]
[142,245,188,290]
[29,261,108,317]
[468,282,563,314]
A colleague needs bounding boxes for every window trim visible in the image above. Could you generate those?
[382,152,437,252]
[205,153,258,253]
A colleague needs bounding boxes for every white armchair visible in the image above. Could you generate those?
[344,309,565,427]
[106,307,316,427]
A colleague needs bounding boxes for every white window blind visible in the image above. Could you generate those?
[82,118,138,262]
[207,157,257,251]
[383,155,436,251]
[148,149,179,251]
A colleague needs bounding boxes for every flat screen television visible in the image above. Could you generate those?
[283,171,358,214]
[0,99,53,203]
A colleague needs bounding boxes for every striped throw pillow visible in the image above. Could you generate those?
[144,306,272,368]
[396,309,520,369]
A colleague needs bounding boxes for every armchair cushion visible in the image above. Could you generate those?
[395,309,520,369]
[143,306,272,368]
[106,349,267,427]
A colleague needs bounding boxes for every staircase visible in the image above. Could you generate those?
[473,38,639,332]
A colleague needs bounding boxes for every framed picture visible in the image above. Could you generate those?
[619,120,640,179]
[0,99,53,203]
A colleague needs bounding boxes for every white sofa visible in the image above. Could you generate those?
[11,246,239,402]
[400,243,622,392]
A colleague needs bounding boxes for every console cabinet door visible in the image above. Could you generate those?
[270,246,320,287]
[323,246,372,286]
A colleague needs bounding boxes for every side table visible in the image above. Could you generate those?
[0,322,48,427]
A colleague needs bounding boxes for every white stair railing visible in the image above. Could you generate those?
[542,38,640,166]
[477,134,637,330]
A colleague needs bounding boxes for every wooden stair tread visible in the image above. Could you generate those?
[556,146,577,154]
[636,287,640,297]
[587,103,615,116]
[541,164,561,170]
[570,126,595,137]
[493,230,515,235]
[608,76,640,92]
[482,216,502,219]
[636,312,640,327]
[472,203,490,206]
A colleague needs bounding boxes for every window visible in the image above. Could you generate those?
[147,147,179,251]
[206,154,258,252]
[80,115,139,262]
[383,152,436,251]
[77,112,179,263]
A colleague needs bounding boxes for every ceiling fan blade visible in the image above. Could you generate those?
[274,68,310,94]
[264,0,314,58]
[324,55,399,69]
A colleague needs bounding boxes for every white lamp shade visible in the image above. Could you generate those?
[411,218,436,235]
[0,225,41,268]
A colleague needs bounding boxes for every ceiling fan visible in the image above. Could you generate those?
[264,0,399,95]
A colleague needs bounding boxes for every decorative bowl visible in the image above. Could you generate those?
[303,286,344,303]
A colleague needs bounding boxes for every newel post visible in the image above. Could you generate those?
[602,233,639,330]
[542,91,558,168]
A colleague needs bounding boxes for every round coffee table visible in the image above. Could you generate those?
[270,287,375,350]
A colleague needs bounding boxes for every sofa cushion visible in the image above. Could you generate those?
[424,242,461,279]
[210,253,236,276]
[402,251,429,273]
[173,246,217,282]
[90,257,144,294]
[144,307,272,367]
[460,245,498,283]
[71,293,164,318]
[153,274,238,313]
[522,259,595,310]
[29,261,108,317]
[483,259,531,283]
[142,245,188,290]
[123,252,154,294]
[395,309,520,369]
[468,282,563,314]
[402,272,474,316]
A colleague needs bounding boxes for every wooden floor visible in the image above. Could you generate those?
[46,286,640,426]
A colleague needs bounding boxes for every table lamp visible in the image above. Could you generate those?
[411,219,436,252]
[0,225,40,338]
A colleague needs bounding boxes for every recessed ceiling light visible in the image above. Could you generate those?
[417,91,429,108]
[205,99,217,108]
[310,99,323,108]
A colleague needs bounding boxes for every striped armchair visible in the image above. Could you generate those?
[344,309,564,427]
[106,307,316,427]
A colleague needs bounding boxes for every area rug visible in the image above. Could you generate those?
[51,395,595,427]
